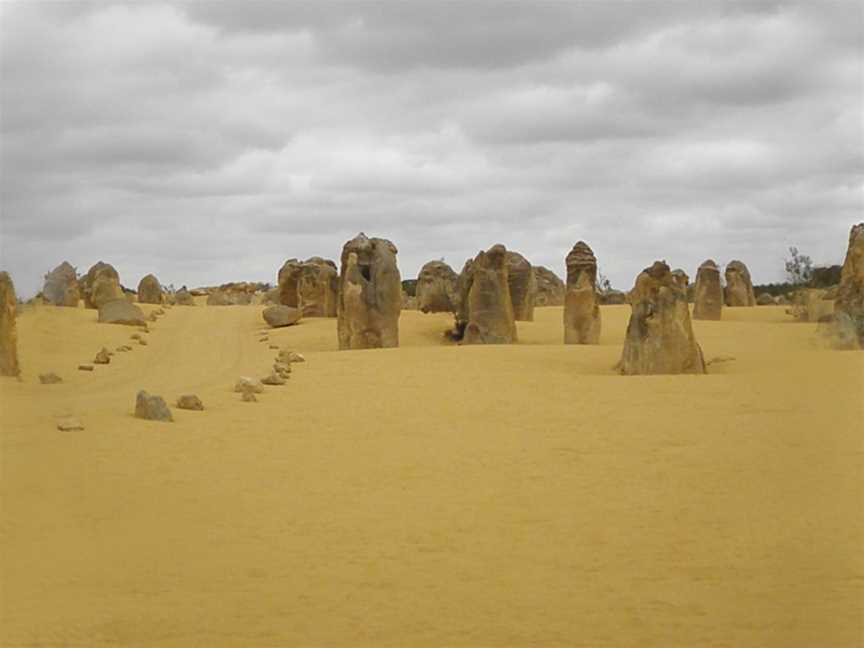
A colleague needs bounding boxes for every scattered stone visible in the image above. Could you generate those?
[277,350,305,364]
[98,299,146,326]
[42,261,80,307]
[0,272,20,377]
[261,372,287,385]
[263,305,302,328]
[337,233,402,349]
[533,266,565,306]
[134,390,173,422]
[416,260,459,314]
[506,251,537,322]
[137,274,163,304]
[56,417,84,431]
[724,260,756,307]
[78,364,94,371]
[563,241,601,344]
[94,348,111,364]
[241,391,257,402]
[176,394,204,411]
[693,260,723,320]
[618,261,706,375]
[234,377,264,394]
[39,372,63,384]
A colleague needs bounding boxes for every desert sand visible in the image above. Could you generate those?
[1,302,862,646]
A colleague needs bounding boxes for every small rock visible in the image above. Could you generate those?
[234,377,264,394]
[78,364,94,371]
[134,390,173,422]
[139,339,148,346]
[131,333,141,340]
[277,350,305,364]
[241,391,257,402]
[261,372,286,385]
[176,394,204,411]
[273,362,292,376]
[94,348,111,364]
[56,417,84,431]
[269,344,279,349]
[39,372,63,384]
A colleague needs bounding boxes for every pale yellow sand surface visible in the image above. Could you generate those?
[1,303,862,647]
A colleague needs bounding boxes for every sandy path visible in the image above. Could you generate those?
[1,304,862,647]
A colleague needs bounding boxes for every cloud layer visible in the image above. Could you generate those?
[1,1,861,296]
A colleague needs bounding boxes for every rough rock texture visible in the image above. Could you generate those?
[506,251,536,321]
[82,262,122,309]
[98,300,146,326]
[176,394,204,410]
[137,274,163,304]
[724,260,756,307]
[43,261,80,307]
[693,260,724,321]
[563,242,601,345]
[261,372,287,385]
[533,266,565,306]
[207,289,252,306]
[452,244,517,344]
[234,377,264,394]
[263,305,302,328]
[337,233,402,350]
[135,391,173,422]
[39,372,63,384]
[0,272,20,377]
[416,261,459,313]
[277,259,303,308]
[756,293,776,306]
[174,289,195,306]
[834,222,864,345]
[599,290,627,305]
[94,348,111,364]
[618,261,706,375]
[299,257,339,317]
[672,269,689,289]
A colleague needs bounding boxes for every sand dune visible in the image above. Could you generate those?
[1,303,862,646]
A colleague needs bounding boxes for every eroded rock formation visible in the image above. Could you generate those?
[618,261,705,375]
[533,266,565,306]
[693,260,723,321]
[724,260,756,307]
[506,251,536,321]
[43,262,80,307]
[337,233,402,349]
[137,274,163,304]
[0,272,20,377]
[563,242,601,344]
[416,261,458,313]
[451,244,517,344]
[835,222,864,345]
[82,261,122,309]
[298,257,338,317]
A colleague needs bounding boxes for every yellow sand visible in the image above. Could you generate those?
[1,303,862,647]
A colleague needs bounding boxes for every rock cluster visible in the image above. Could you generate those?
[692,260,723,320]
[724,260,756,307]
[506,251,537,321]
[42,262,80,307]
[618,261,705,375]
[337,233,402,350]
[533,266,565,306]
[137,274,163,304]
[0,272,20,377]
[416,261,459,313]
[563,242,601,344]
[451,244,517,344]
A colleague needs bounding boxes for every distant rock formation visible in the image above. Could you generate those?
[451,244,517,344]
[618,261,705,375]
[724,260,756,307]
[337,233,402,349]
[599,290,627,305]
[834,222,864,346]
[82,261,122,309]
[263,305,302,328]
[98,300,146,326]
[506,251,536,321]
[0,272,20,377]
[693,260,723,320]
[174,288,195,306]
[787,288,834,322]
[416,260,458,313]
[756,293,775,306]
[277,259,303,308]
[298,257,339,317]
[533,266,565,306]
[563,242,601,344]
[42,261,80,307]
[137,274,163,304]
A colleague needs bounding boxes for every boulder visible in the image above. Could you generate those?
[337,233,402,349]
[42,261,80,307]
[298,257,339,317]
[94,348,111,364]
[98,299,146,326]
[174,288,195,306]
[563,241,601,344]
[262,305,302,328]
[176,394,204,411]
[834,222,864,346]
[234,377,264,394]
[277,259,303,308]
[693,260,723,320]
[506,251,536,321]
[451,244,517,344]
[533,266,565,306]
[416,260,459,313]
[724,260,756,307]
[618,261,706,375]
[137,274,163,304]
[134,390,173,422]
[0,272,20,377]
[82,262,121,309]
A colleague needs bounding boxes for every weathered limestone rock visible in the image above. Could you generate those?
[94,348,111,364]
[39,372,63,384]
[0,272,20,377]
[134,390,173,422]
[506,251,536,321]
[724,260,756,307]
[599,290,627,305]
[834,222,864,345]
[277,259,303,308]
[533,266,565,306]
[176,394,204,410]
[693,260,724,321]
[787,289,834,322]
[207,288,252,306]
[262,305,302,328]
[618,261,706,375]
[298,257,339,317]
[98,300,146,326]
[261,372,287,385]
[234,377,264,394]
[452,244,517,344]
[756,293,776,306]
[174,288,195,306]
[337,233,402,349]
[277,350,305,364]
[137,274,163,304]
[563,242,601,345]
[78,364,94,371]
[56,417,84,431]
[416,261,459,313]
[82,262,122,309]
[43,262,80,307]
[672,269,689,289]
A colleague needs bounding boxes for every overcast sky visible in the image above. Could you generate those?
[1,1,862,297]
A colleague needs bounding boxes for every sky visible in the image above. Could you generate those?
[1,1,862,298]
